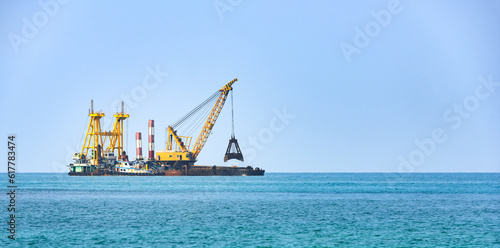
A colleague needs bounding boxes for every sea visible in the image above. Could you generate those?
[1,173,499,247]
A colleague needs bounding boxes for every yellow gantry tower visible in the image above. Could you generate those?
[80,100,129,166]
[103,101,129,157]
[81,100,105,166]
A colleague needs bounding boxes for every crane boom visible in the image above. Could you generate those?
[167,125,188,152]
[191,78,237,158]
[157,78,238,167]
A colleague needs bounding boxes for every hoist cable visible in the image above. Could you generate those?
[231,90,235,138]
[172,91,220,129]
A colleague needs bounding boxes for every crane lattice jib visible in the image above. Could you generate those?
[168,125,188,152]
[191,78,237,159]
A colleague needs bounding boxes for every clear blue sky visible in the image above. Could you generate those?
[1,0,499,172]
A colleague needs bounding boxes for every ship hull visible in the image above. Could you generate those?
[68,166,264,176]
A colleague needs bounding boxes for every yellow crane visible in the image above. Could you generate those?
[156,78,238,169]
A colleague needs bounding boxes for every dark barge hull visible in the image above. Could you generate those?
[68,165,265,176]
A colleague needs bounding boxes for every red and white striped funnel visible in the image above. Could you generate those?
[148,120,155,160]
[135,132,143,160]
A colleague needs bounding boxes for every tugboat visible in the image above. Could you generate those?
[115,161,152,174]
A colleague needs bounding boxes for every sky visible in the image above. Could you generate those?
[1,0,499,173]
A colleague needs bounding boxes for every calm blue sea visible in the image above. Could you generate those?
[2,173,499,247]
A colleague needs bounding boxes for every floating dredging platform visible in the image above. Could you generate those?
[68,78,264,176]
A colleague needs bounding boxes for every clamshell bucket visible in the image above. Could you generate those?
[224,137,244,162]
